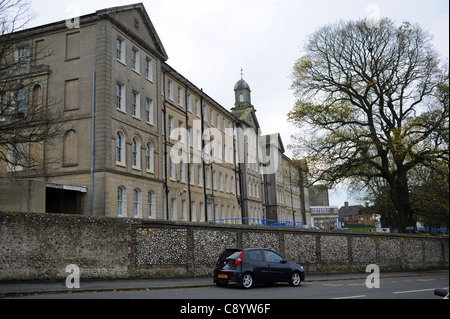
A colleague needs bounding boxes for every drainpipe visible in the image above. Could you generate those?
[185,84,192,221]
[163,71,169,220]
[90,71,96,216]
[200,90,208,222]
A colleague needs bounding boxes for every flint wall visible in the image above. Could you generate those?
[0,211,448,281]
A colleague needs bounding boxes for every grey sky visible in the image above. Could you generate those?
[28,0,449,206]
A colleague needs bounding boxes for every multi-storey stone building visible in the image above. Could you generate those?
[0,3,310,225]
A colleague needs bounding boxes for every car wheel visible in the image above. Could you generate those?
[239,273,254,289]
[289,272,302,287]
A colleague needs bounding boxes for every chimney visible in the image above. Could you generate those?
[344,201,349,207]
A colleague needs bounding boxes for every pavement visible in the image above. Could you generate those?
[0,270,447,297]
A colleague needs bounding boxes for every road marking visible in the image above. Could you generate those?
[332,295,367,299]
[393,287,448,295]
[416,278,436,282]
[348,283,366,286]
[322,283,344,287]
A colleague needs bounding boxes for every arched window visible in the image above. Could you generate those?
[134,188,141,217]
[63,130,78,166]
[116,131,125,165]
[146,141,155,173]
[148,191,156,218]
[219,172,223,192]
[31,84,42,112]
[118,186,125,216]
[132,137,141,169]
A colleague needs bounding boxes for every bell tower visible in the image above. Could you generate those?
[234,68,252,108]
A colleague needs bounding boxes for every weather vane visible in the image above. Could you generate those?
[240,67,244,79]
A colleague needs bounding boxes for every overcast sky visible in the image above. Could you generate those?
[28,0,449,206]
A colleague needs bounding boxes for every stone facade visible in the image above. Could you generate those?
[1,211,448,281]
[0,3,309,225]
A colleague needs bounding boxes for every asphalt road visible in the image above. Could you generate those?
[14,271,448,300]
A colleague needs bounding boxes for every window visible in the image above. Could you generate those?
[205,167,211,188]
[225,175,229,193]
[64,79,79,110]
[15,88,27,115]
[210,109,215,126]
[146,99,154,125]
[146,142,155,173]
[116,83,125,112]
[168,116,175,139]
[186,93,192,112]
[188,126,193,147]
[117,38,125,63]
[191,202,197,222]
[131,91,140,118]
[198,165,203,187]
[189,163,195,185]
[212,170,217,190]
[263,250,284,263]
[219,173,223,192]
[148,191,156,218]
[231,176,235,194]
[180,160,186,183]
[248,250,264,262]
[131,48,140,73]
[132,137,141,169]
[181,200,187,221]
[177,87,183,107]
[7,143,25,172]
[195,99,200,117]
[171,198,177,220]
[66,32,80,60]
[14,46,30,67]
[167,80,174,100]
[202,105,208,123]
[134,189,141,217]
[145,58,154,81]
[63,130,78,166]
[169,156,176,180]
[116,131,125,165]
[178,120,185,142]
[118,186,125,216]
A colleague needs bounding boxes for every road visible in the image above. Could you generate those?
[14,271,448,300]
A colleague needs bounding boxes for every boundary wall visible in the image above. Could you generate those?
[1,212,448,281]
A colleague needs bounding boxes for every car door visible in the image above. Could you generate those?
[262,250,291,282]
[246,249,267,282]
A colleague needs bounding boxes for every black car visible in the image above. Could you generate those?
[213,248,305,289]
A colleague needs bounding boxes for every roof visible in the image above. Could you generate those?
[234,79,251,91]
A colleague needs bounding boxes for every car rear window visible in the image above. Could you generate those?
[219,249,242,262]
[226,251,242,260]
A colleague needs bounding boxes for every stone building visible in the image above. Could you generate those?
[0,3,310,225]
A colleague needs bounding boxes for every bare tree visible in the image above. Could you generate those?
[289,19,449,232]
[1,0,63,172]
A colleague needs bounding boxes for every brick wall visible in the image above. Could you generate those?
[1,211,448,281]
